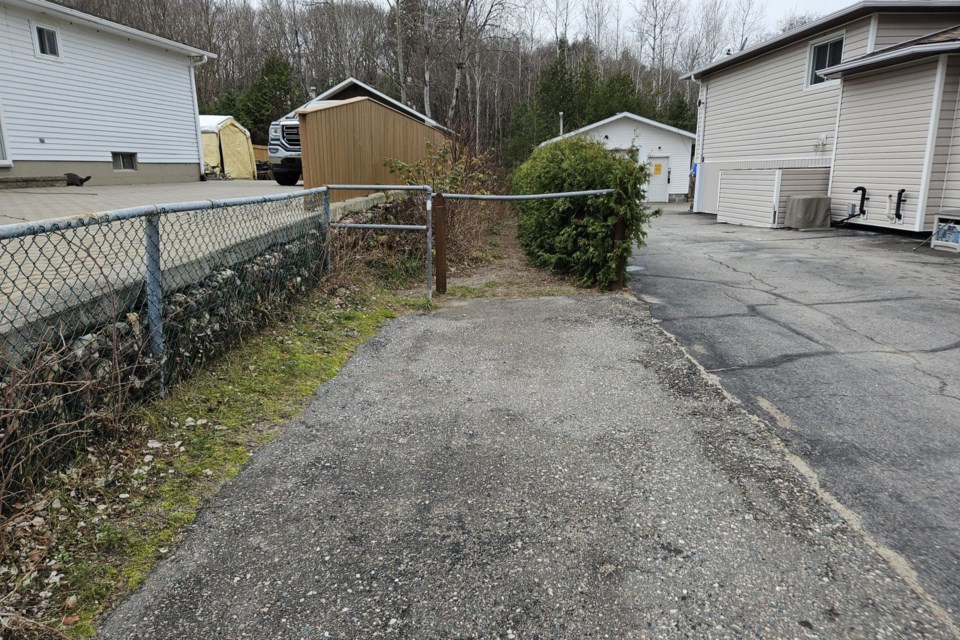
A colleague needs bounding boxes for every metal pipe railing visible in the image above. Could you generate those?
[442,189,615,201]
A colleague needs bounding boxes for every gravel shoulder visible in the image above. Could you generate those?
[100,294,954,639]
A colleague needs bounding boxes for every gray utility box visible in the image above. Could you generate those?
[785,196,832,230]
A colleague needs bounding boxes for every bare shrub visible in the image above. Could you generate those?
[385,142,511,267]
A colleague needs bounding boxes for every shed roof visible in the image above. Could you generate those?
[198,115,249,135]
[682,0,960,81]
[4,0,216,59]
[296,97,447,133]
[538,112,695,148]
[290,77,452,134]
[821,23,960,77]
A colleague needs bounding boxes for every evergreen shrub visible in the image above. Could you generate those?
[512,138,657,288]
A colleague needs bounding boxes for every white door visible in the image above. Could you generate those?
[647,156,669,202]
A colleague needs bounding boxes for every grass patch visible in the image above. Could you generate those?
[1,283,427,639]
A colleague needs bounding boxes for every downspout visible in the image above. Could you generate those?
[692,78,707,212]
[190,55,211,180]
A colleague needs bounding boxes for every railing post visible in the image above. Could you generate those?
[613,216,627,289]
[425,190,433,301]
[144,211,165,392]
[434,194,447,294]
[322,189,332,273]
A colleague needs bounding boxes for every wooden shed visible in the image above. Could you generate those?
[297,97,449,202]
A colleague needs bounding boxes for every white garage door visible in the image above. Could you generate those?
[717,170,779,227]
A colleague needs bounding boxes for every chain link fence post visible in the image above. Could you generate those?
[322,189,332,274]
[144,210,165,392]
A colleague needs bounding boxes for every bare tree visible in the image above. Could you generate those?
[776,9,819,33]
[728,0,767,52]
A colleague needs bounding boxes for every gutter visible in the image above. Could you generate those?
[681,0,960,80]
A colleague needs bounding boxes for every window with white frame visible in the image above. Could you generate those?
[112,152,138,171]
[32,23,61,59]
[809,36,843,85]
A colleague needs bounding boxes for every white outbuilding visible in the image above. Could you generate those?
[539,112,695,203]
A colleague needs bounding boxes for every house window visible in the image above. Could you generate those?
[809,37,843,85]
[112,152,138,171]
[33,24,60,59]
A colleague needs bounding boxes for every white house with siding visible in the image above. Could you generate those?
[539,112,695,203]
[0,0,214,186]
[685,0,960,232]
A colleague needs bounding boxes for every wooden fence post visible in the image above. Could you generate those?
[434,194,448,294]
[614,217,627,289]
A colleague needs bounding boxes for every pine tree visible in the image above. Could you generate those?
[237,54,306,144]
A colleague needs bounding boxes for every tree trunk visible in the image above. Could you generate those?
[423,59,432,119]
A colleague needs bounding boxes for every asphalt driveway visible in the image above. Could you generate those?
[100,295,950,639]
[630,208,960,619]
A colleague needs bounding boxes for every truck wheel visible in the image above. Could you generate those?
[274,171,300,186]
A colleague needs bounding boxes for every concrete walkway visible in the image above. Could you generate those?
[630,209,960,619]
[100,296,951,639]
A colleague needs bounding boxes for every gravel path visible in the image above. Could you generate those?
[100,295,954,639]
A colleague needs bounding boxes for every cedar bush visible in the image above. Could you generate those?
[512,137,657,289]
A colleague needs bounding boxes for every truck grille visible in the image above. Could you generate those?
[281,124,300,148]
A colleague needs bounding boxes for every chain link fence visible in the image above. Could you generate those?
[1,188,345,508]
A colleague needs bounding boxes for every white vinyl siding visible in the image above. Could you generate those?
[717,170,779,227]
[698,17,871,164]
[0,4,201,165]
[576,117,694,197]
[874,13,960,50]
[777,168,831,225]
[829,59,938,229]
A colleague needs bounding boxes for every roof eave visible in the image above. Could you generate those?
[7,0,216,58]
[538,112,695,148]
[821,41,960,77]
[315,76,452,133]
[685,0,960,80]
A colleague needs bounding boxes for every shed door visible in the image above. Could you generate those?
[647,156,669,202]
[717,170,780,227]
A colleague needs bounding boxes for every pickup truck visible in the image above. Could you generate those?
[267,111,303,186]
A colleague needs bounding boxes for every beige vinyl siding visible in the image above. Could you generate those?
[874,13,960,50]
[930,58,960,227]
[829,59,938,229]
[696,158,828,213]
[699,17,871,163]
[925,56,960,228]
[717,170,778,227]
[777,168,831,225]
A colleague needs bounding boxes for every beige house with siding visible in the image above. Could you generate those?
[685,0,960,232]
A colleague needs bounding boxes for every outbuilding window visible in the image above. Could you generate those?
[809,36,843,85]
[32,23,61,59]
[112,152,138,171]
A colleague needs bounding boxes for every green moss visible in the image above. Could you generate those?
[56,285,421,638]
